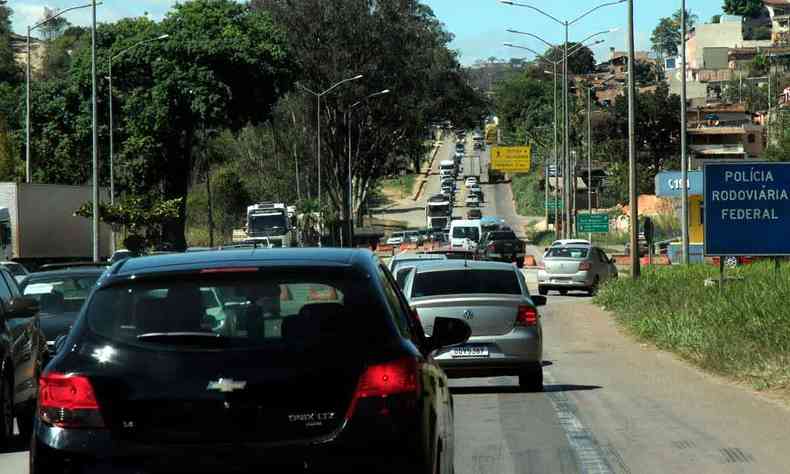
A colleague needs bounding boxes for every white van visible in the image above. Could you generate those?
[439,160,455,178]
[449,219,482,251]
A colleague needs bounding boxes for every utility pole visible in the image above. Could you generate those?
[553,62,559,233]
[681,1,689,265]
[588,86,593,242]
[627,0,640,277]
[563,25,570,239]
[25,27,31,183]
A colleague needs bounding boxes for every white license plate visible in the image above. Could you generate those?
[451,346,489,358]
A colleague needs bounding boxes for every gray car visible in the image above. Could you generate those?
[537,246,618,296]
[403,260,546,391]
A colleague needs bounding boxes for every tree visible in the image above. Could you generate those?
[723,0,764,18]
[544,43,595,75]
[711,15,722,24]
[253,0,487,226]
[26,1,297,249]
[0,0,19,84]
[493,73,553,148]
[0,117,18,181]
[651,9,697,58]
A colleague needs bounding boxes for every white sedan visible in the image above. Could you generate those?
[465,177,478,187]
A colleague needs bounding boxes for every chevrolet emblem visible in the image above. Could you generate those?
[207,378,247,393]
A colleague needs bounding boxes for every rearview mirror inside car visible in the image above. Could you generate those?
[429,317,471,352]
[5,296,39,319]
[530,295,547,307]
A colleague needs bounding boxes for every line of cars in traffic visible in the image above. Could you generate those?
[18,246,547,473]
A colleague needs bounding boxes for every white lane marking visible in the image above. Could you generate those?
[544,370,614,474]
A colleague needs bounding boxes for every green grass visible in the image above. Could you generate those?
[511,173,544,216]
[594,262,790,392]
[382,174,416,199]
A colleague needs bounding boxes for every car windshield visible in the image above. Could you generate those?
[86,268,387,350]
[412,269,521,297]
[248,214,287,236]
[452,227,480,242]
[21,274,101,314]
[547,247,589,259]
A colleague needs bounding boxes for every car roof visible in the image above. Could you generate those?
[413,259,517,273]
[108,248,374,279]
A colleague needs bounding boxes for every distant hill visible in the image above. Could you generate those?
[464,58,529,93]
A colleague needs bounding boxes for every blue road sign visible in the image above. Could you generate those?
[655,171,703,197]
[704,161,790,256]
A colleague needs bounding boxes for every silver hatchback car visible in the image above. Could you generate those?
[537,246,618,296]
[403,260,546,391]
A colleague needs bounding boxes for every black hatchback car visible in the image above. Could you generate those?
[32,249,470,473]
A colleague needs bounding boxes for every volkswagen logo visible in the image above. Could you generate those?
[463,310,474,320]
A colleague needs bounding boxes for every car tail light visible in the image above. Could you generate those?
[345,357,420,420]
[516,305,539,327]
[39,373,105,428]
[578,261,591,271]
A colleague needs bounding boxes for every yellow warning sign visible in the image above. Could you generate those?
[490,146,532,173]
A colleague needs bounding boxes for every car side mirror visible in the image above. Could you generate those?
[530,295,547,307]
[428,317,471,352]
[5,297,39,319]
[609,258,616,264]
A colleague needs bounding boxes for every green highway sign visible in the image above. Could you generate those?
[577,213,610,233]
[544,200,564,210]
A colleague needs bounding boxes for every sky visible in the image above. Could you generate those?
[11,0,726,64]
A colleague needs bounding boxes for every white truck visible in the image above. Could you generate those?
[0,183,112,265]
[426,194,451,231]
[233,202,297,247]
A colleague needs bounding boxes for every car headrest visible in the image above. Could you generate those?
[39,291,65,313]
[283,303,346,345]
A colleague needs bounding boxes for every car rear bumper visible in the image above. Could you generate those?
[537,270,592,288]
[32,421,430,474]
[433,327,541,376]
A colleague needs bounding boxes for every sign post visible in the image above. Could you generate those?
[704,161,790,288]
[490,146,532,173]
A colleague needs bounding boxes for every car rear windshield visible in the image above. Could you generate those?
[411,269,521,297]
[85,268,390,350]
[547,247,589,258]
[21,274,101,315]
[488,231,517,240]
[452,226,480,241]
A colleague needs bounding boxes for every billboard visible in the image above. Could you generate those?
[490,146,532,173]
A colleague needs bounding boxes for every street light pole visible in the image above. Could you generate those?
[25,26,31,184]
[107,34,169,254]
[680,0,689,264]
[299,74,364,247]
[627,0,640,277]
[91,0,99,262]
[505,39,606,236]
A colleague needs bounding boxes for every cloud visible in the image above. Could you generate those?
[10,1,178,35]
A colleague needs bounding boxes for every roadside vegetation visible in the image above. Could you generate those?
[381,174,416,200]
[595,262,790,392]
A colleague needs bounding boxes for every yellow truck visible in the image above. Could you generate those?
[484,123,497,145]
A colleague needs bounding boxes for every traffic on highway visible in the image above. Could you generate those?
[4,0,790,473]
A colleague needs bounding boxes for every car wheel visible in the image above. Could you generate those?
[725,256,739,269]
[538,286,548,296]
[587,277,600,297]
[559,289,568,296]
[519,366,543,392]
[0,375,13,446]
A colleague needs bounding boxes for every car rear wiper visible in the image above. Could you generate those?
[137,332,230,346]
